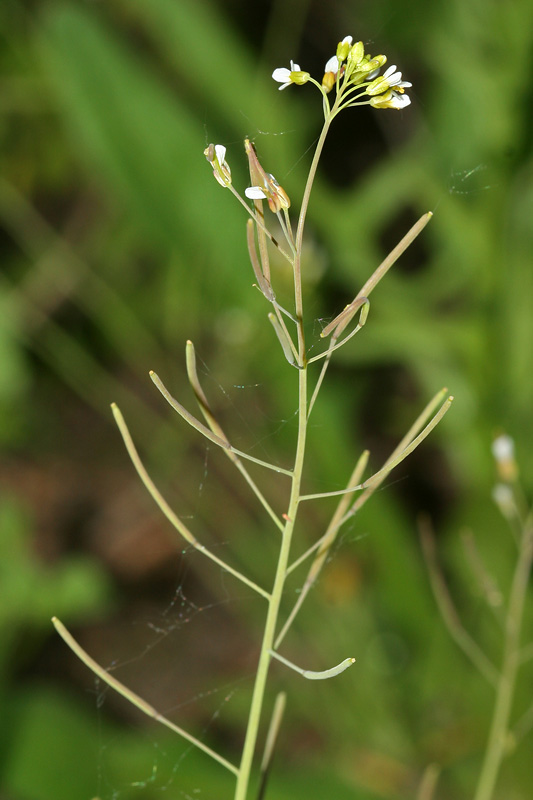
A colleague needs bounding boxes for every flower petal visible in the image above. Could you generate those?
[387,91,411,109]
[272,61,302,90]
[214,144,226,162]
[245,186,267,200]
[324,54,339,73]
[272,67,291,83]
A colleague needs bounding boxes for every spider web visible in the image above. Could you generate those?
[447,163,495,195]
[88,555,260,798]
[86,364,297,800]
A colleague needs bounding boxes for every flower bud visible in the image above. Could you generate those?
[336,35,353,63]
[365,75,388,96]
[347,41,365,68]
[322,71,337,93]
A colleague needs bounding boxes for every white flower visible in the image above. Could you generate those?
[324,54,340,73]
[245,173,290,213]
[272,60,301,90]
[245,186,267,200]
[366,62,412,110]
[213,144,226,163]
[492,434,515,463]
[387,90,411,109]
[381,64,412,90]
[369,89,411,109]
[491,433,518,482]
[204,143,232,186]
[366,65,412,96]
[492,483,515,519]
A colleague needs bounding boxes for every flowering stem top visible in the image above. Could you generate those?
[272,35,412,115]
[204,35,413,360]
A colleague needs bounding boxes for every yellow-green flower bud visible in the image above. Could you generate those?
[336,35,353,63]
[371,54,387,70]
[321,70,337,93]
[365,75,388,96]
[291,70,310,85]
[349,55,388,87]
[347,40,365,69]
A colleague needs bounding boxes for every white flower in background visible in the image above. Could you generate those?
[492,434,515,464]
[492,483,515,519]
[491,433,518,482]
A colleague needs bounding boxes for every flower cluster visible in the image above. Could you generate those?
[204,36,412,217]
[273,35,412,111]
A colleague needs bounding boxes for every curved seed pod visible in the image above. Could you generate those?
[269,649,355,680]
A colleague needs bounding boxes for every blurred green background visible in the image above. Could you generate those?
[1,1,532,798]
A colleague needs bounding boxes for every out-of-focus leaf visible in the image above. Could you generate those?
[0,289,30,444]
[120,0,284,129]
[4,687,100,800]
[0,497,111,631]
[40,4,245,298]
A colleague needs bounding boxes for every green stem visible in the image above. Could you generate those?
[234,108,335,800]
[234,363,308,800]
[293,115,332,323]
[473,514,533,800]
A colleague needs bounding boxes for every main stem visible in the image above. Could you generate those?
[293,114,332,317]
[473,515,533,800]
[234,111,335,800]
[234,363,308,800]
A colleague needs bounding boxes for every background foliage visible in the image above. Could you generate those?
[1,1,532,798]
